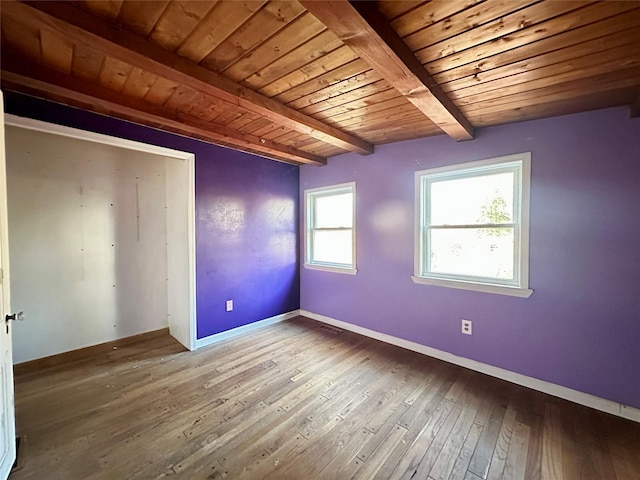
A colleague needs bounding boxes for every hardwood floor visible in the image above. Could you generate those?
[9,316,640,480]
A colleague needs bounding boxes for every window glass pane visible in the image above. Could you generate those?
[315,192,353,228]
[313,230,353,265]
[429,228,514,280]
[430,172,514,225]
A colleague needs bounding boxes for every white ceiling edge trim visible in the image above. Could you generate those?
[4,113,194,161]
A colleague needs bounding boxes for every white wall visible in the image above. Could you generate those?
[6,126,173,363]
[165,157,194,349]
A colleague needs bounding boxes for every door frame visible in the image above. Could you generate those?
[0,91,16,480]
[4,114,197,351]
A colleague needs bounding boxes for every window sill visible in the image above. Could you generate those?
[305,264,357,275]
[411,276,533,298]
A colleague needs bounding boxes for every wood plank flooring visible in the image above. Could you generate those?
[9,316,640,479]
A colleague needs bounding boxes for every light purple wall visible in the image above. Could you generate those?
[5,92,300,340]
[300,107,640,408]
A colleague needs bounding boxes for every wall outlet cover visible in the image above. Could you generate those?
[461,319,472,335]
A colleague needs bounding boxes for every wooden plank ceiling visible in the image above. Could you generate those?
[2,1,640,165]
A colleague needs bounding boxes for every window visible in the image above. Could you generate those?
[304,182,356,274]
[413,153,532,297]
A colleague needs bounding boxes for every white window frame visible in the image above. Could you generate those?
[412,153,533,298]
[304,182,357,275]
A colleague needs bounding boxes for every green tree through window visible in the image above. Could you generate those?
[479,190,511,238]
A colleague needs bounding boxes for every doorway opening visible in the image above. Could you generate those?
[4,115,195,363]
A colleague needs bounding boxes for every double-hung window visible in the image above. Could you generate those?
[413,153,532,297]
[304,182,356,274]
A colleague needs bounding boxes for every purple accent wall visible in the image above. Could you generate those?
[5,92,300,339]
[300,107,640,408]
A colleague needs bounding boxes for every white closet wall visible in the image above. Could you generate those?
[6,126,171,363]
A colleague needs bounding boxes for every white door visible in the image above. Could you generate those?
[0,90,16,479]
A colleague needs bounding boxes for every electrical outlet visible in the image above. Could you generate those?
[226,300,233,312]
[461,319,472,335]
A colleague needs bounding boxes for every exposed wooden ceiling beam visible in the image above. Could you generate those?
[2,0,373,156]
[1,61,326,166]
[300,0,475,141]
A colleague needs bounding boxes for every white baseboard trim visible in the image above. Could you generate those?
[300,310,640,423]
[195,310,301,349]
